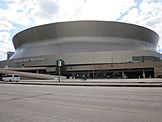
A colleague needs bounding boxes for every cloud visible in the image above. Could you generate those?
[119,0,162,49]
[0,0,137,28]
[0,0,162,61]
[0,31,11,42]
[65,0,136,21]
[0,1,33,30]
[56,0,85,20]
[0,41,14,61]
[0,0,61,60]
[6,1,33,26]
[0,31,14,61]
[0,21,14,31]
[35,0,59,19]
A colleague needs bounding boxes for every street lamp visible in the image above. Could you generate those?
[58,60,62,82]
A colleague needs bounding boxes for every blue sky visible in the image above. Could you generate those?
[0,0,162,60]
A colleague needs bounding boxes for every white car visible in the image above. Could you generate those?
[2,74,20,82]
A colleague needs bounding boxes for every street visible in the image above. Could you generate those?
[0,84,162,122]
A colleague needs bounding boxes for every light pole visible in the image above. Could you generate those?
[58,60,62,82]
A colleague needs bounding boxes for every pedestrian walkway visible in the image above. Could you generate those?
[1,79,162,87]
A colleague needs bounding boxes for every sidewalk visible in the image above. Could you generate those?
[1,79,162,87]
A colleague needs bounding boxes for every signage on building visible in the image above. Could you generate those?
[13,57,46,63]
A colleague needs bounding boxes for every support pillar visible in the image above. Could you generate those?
[122,71,125,79]
[143,70,145,79]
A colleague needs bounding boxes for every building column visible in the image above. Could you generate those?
[143,70,145,79]
[122,71,127,79]
[122,71,125,78]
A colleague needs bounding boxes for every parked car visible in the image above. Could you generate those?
[2,74,20,82]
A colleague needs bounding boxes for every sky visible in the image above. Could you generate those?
[0,0,162,61]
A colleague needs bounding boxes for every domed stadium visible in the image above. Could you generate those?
[1,21,162,79]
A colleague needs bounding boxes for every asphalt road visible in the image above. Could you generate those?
[0,84,162,122]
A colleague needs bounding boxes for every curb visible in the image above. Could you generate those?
[1,82,162,87]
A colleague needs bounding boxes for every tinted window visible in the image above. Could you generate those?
[14,75,20,77]
[6,75,12,77]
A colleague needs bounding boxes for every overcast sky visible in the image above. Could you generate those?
[0,0,162,60]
